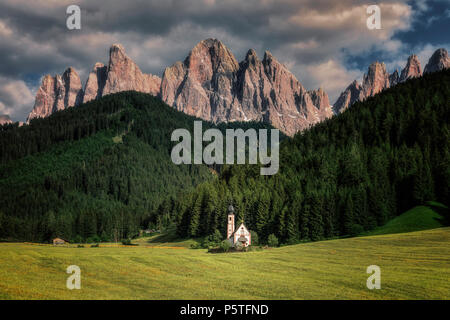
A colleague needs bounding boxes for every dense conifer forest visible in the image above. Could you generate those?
[0,70,449,244]
[175,70,450,243]
[0,92,276,242]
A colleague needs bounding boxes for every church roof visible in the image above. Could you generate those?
[232,223,249,236]
[228,204,235,213]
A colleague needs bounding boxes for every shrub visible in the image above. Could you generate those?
[250,231,258,245]
[77,244,84,248]
[267,234,279,247]
[100,231,110,242]
[91,243,99,248]
[200,240,212,249]
[349,224,364,236]
[86,237,95,244]
[219,240,231,252]
[72,235,83,244]
[202,229,223,248]
[121,238,132,245]
[190,243,200,249]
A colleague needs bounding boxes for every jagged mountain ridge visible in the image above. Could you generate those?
[25,40,449,135]
[160,39,333,136]
[26,39,333,136]
[333,48,449,113]
[27,44,161,122]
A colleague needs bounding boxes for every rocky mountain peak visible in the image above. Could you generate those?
[83,62,107,103]
[27,67,84,122]
[361,61,389,98]
[27,44,161,122]
[102,43,161,96]
[309,88,332,116]
[389,69,399,86]
[109,44,126,60]
[186,38,239,76]
[62,67,83,107]
[400,54,422,82]
[332,80,362,114]
[161,39,239,120]
[0,115,12,126]
[160,39,332,136]
[245,49,259,66]
[263,50,273,60]
[424,48,450,74]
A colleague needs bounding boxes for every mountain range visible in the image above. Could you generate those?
[333,49,450,113]
[16,40,450,135]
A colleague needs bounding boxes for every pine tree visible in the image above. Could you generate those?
[188,194,202,237]
[255,190,270,239]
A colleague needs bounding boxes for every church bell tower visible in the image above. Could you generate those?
[227,204,235,239]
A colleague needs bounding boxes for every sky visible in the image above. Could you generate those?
[0,0,449,122]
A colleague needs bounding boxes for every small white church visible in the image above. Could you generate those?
[226,204,251,247]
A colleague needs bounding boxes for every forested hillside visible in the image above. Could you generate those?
[0,92,276,242]
[174,70,450,243]
[1,70,449,244]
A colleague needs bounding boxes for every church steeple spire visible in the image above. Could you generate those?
[227,204,235,239]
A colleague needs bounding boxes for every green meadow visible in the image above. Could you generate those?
[1,227,449,300]
[363,202,448,236]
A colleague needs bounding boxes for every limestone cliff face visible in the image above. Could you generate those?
[160,39,333,136]
[308,87,333,120]
[27,45,161,121]
[389,70,399,87]
[333,62,390,114]
[102,44,161,97]
[399,55,422,82]
[63,67,84,108]
[361,62,390,99]
[83,62,107,103]
[161,39,239,120]
[332,80,363,114]
[424,48,450,74]
[27,68,83,122]
[332,51,439,114]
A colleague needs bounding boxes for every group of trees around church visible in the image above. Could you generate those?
[173,70,450,244]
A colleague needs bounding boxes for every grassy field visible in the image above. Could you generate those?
[1,227,449,300]
[363,202,448,236]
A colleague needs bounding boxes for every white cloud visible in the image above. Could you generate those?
[303,59,362,103]
[0,76,35,121]
[0,19,12,37]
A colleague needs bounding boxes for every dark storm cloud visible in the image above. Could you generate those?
[0,0,447,121]
[0,0,411,71]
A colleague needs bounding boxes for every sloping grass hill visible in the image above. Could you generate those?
[363,202,448,236]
